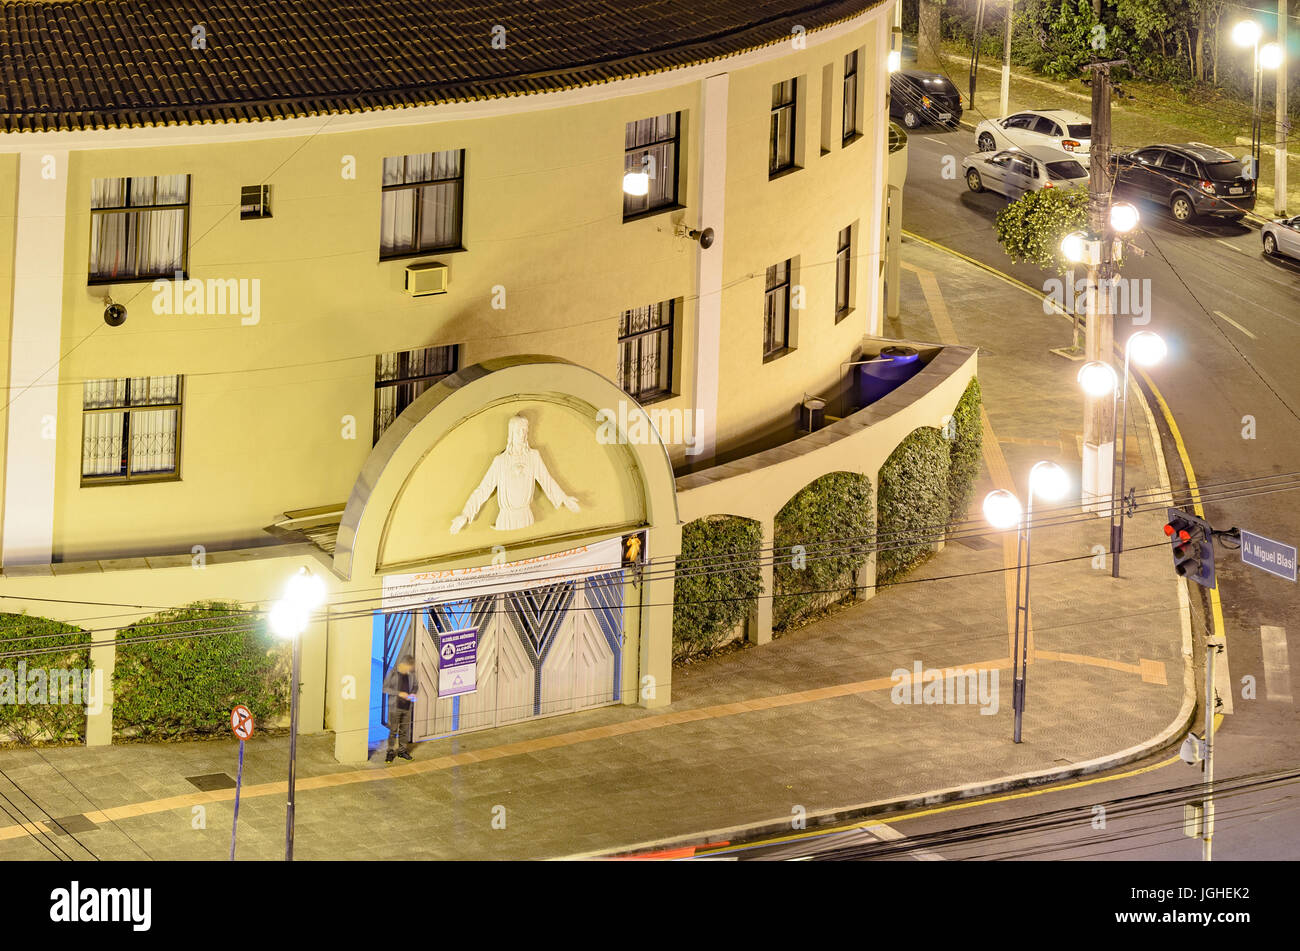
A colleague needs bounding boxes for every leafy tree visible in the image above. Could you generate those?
[672,516,762,663]
[994,185,1089,274]
[877,428,951,584]
[773,472,874,633]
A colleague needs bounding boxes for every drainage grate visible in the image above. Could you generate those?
[185,773,237,791]
[952,534,995,551]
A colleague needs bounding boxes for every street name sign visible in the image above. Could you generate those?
[1240,530,1297,582]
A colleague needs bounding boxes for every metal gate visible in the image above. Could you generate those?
[409,569,626,740]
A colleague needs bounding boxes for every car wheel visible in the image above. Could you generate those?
[977,132,995,152]
[1170,194,1194,222]
[966,168,984,192]
[1264,233,1278,255]
[903,109,920,129]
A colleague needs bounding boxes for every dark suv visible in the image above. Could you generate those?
[889,70,962,129]
[1111,143,1255,222]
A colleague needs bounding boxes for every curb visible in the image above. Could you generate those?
[570,240,1200,861]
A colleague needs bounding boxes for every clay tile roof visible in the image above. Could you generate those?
[0,0,880,133]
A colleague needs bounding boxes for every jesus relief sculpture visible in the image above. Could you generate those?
[449,415,581,534]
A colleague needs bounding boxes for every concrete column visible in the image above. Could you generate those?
[331,612,373,763]
[4,150,69,567]
[865,14,891,337]
[637,565,675,709]
[85,635,116,747]
[690,72,729,464]
[299,614,327,733]
[748,517,775,645]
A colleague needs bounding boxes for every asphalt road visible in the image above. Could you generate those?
[680,125,1300,864]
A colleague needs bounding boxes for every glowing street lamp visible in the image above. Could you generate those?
[269,566,326,861]
[1109,201,1140,235]
[622,170,650,197]
[1233,20,1280,181]
[982,459,1070,744]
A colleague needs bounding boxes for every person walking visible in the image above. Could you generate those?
[383,656,418,763]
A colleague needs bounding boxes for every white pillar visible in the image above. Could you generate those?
[866,12,891,336]
[1276,0,1289,217]
[4,150,69,567]
[690,72,728,464]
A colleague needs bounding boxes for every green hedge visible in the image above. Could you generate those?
[113,601,290,740]
[877,427,951,584]
[672,515,763,663]
[773,472,874,633]
[946,378,984,527]
[0,614,92,745]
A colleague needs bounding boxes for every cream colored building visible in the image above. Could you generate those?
[0,0,967,763]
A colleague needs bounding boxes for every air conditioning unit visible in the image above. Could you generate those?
[404,261,449,297]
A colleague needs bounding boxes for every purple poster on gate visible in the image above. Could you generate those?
[438,627,478,697]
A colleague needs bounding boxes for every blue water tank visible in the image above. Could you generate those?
[857,346,922,406]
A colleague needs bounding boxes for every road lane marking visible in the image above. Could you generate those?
[1212,310,1257,339]
[1260,626,1293,702]
[1215,239,1249,255]
[863,822,946,861]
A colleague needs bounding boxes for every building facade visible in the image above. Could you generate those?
[0,0,969,763]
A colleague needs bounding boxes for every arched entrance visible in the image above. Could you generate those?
[332,356,680,758]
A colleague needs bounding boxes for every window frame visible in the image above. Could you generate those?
[842,51,860,146]
[769,79,799,178]
[622,112,683,222]
[379,150,467,261]
[835,226,853,321]
[88,175,191,286]
[373,345,460,444]
[617,299,677,404]
[763,259,793,359]
[80,376,184,486]
[240,184,272,220]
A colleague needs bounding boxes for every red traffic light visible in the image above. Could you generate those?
[1163,524,1174,536]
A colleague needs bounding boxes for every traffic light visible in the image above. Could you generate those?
[1164,507,1216,589]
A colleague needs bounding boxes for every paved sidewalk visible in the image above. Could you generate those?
[0,239,1191,860]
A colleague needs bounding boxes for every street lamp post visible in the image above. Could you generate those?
[1234,21,1282,187]
[983,460,1068,744]
[269,567,326,862]
[1077,330,1165,578]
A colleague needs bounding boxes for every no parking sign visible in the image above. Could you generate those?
[230,705,255,740]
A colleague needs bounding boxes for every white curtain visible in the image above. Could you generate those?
[89,175,187,280]
[381,151,459,254]
[81,376,179,477]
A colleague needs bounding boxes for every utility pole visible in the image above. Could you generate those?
[1080,61,1120,515]
[1277,0,1289,217]
[1203,632,1219,861]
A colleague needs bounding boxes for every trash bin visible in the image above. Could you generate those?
[856,346,922,406]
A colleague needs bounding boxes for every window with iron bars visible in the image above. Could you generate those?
[380,150,465,258]
[617,300,675,403]
[623,113,681,220]
[374,345,459,443]
[81,376,183,484]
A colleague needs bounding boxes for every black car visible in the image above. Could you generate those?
[889,70,962,129]
[1110,143,1256,222]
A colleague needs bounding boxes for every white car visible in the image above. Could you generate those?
[962,146,1090,201]
[974,109,1093,163]
[1262,215,1300,260]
